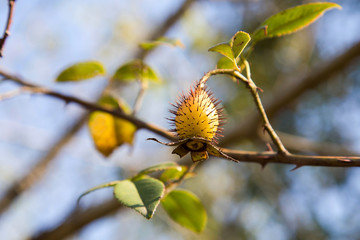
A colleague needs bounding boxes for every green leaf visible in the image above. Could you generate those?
[135,162,181,177]
[208,43,235,62]
[252,2,341,43]
[77,181,120,205]
[112,60,160,83]
[140,37,184,51]
[160,166,194,184]
[114,178,165,219]
[161,189,207,233]
[230,31,251,59]
[56,61,105,82]
[216,57,236,70]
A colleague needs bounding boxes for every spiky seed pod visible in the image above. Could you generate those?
[149,82,236,162]
[169,83,224,142]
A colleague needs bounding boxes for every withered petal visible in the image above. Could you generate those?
[206,143,239,163]
[172,145,190,158]
[147,138,181,146]
[191,151,209,162]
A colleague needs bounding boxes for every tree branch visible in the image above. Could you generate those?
[0,0,15,58]
[2,69,360,169]
[262,131,358,156]
[0,0,195,218]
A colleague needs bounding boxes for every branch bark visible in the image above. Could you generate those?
[1,69,360,168]
[0,0,15,57]
[0,0,195,217]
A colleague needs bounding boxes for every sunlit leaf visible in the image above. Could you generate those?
[88,96,136,157]
[140,37,184,50]
[135,162,181,177]
[161,189,207,233]
[230,31,251,59]
[208,43,235,62]
[56,61,105,82]
[114,178,165,219]
[160,166,194,184]
[216,57,236,70]
[252,2,341,43]
[88,110,119,157]
[115,100,137,146]
[112,60,160,83]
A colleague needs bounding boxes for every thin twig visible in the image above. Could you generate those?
[262,131,358,156]
[240,60,288,154]
[0,87,24,100]
[0,0,15,58]
[198,68,235,87]
[132,80,148,115]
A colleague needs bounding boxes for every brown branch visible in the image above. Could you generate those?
[262,131,358,156]
[221,40,360,146]
[0,0,195,218]
[221,149,360,168]
[0,0,15,58]
[2,70,360,169]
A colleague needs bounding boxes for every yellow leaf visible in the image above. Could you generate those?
[88,96,137,157]
[88,111,119,157]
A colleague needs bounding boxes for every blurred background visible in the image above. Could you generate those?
[0,0,360,239]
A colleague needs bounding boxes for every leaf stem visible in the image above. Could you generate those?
[132,79,148,115]
[77,181,121,206]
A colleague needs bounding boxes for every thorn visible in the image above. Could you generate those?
[257,87,264,92]
[265,143,273,152]
[262,125,266,135]
[263,25,268,36]
[338,158,352,163]
[290,165,303,171]
[260,161,268,170]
